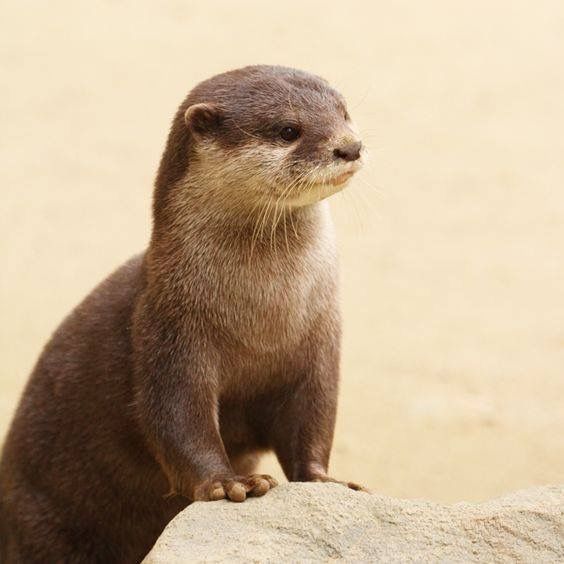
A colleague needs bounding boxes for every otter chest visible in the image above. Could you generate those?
[202,234,336,355]
[223,257,326,351]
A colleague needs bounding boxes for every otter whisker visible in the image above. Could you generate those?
[282,204,289,253]
[249,165,304,260]
[270,198,280,254]
[230,119,263,141]
[349,83,376,112]
[279,170,309,243]
[249,195,271,262]
[272,169,309,253]
[241,189,267,235]
[270,168,307,236]
[340,188,365,235]
[258,192,276,253]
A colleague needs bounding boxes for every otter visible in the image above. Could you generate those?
[0,65,365,563]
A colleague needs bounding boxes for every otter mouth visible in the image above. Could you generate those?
[285,163,361,208]
[326,170,356,186]
[314,162,361,188]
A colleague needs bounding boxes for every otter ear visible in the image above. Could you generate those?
[184,103,223,136]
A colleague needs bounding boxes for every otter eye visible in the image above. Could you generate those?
[280,126,301,142]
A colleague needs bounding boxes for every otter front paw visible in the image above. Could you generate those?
[193,474,278,502]
[311,474,370,493]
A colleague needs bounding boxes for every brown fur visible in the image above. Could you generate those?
[0,65,364,563]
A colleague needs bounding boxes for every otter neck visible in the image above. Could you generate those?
[148,177,327,275]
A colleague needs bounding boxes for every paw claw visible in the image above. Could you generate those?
[347,481,370,493]
[248,477,269,496]
[310,474,369,493]
[265,475,279,488]
[209,485,226,500]
[226,481,247,502]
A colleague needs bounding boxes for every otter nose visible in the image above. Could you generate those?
[333,141,362,162]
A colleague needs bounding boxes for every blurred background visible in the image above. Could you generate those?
[1,0,563,502]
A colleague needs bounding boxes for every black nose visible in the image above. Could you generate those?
[333,141,362,162]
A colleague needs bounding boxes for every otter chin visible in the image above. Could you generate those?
[0,65,367,564]
[286,163,362,208]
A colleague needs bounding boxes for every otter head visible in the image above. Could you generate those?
[155,65,363,215]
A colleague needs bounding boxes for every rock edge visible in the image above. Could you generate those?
[144,482,564,563]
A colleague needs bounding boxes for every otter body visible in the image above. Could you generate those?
[0,65,363,563]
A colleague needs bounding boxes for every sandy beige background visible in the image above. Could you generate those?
[1,1,563,503]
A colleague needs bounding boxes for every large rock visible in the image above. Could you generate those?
[144,482,564,562]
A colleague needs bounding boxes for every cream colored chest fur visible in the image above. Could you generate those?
[190,205,338,355]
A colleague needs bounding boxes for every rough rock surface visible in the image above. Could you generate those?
[144,483,564,563]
